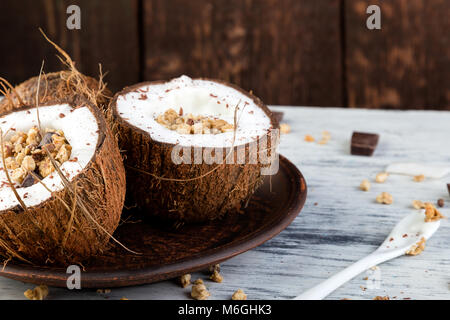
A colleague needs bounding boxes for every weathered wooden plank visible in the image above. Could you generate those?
[142,0,343,106]
[0,0,139,93]
[345,0,450,110]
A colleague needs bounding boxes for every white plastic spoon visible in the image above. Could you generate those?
[294,211,441,300]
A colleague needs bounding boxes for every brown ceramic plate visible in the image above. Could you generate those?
[0,155,306,288]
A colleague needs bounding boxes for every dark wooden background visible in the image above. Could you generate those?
[0,0,448,109]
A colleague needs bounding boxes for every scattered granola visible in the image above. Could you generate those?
[406,237,426,256]
[304,134,315,142]
[156,108,234,135]
[179,274,191,288]
[231,289,247,300]
[96,289,111,294]
[360,179,371,192]
[376,192,393,205]
[413,174,425,182]
[424,203,445,222]
[373,296,390,300]
[210,270,223,283]
[412,200,426,210]
[24,285,49,300]
[318,131,331,145]
[280,123,291,134]
[191,279,210,300]
[2,127,72,187]
[375,172,389,183]
[208,264,220,274]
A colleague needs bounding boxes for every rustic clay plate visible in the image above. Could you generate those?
[0,155,306,288]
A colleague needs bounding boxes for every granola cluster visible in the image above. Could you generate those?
[24,285,49,300]
[406,237,426,256]
[156,108,234,135]
[2,127,72,187]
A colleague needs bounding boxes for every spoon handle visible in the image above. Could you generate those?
[294,251,398,300]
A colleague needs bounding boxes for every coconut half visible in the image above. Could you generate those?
[0,71,111,115]
[111,75,279,222]
[0,96,125,265]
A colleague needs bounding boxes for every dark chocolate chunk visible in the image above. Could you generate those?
[271,111,284,123]
[38,132,56,147]
[447,184,450,196]
[437,199,444,208]
[20,172,42,188]
[351,132,379,156]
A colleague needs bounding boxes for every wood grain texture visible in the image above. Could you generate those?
[142,0,343,106]
[0,0,139,93]
[345,0,450,109]
[0,106,449,299]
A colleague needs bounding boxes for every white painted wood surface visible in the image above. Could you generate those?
[1,106,449,300]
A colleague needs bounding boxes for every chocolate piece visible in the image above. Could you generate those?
[351,132,379,156]
[447,184,450,196]
[271,111,284,123]
[38,132,56,147]
[437,199,444,208]
[20,172,42,188]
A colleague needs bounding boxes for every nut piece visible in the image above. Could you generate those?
[210,270,223,283]
[280,123,291,134]
[413,174,425,182]
[24,285,49,300]
[38,158,57,178]
[5,157,18,170]
[375,172,389,183]
[191,279,210,300]
[373,296,390,300]
[412,200,425,210]
[424,203,445,222]
[376,192,393,205]
[360,179,371,192]
[55,144,72,163]
[21,156,36,172]
[406,237,426,256]
[26,127,41,145]
[179,274,191,288]
[96,289,111,294]
[11,167,26,184]
[231,289,247,300]
[208,264,220,274]
[318,131,331,145]
[2,141,13,158]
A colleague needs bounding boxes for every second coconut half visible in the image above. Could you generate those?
[111,76,279,223]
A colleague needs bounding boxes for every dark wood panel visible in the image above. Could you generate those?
[0,0,139,93]
[143,0,343,106]
[345,0,450,109]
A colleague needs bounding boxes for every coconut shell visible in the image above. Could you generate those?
[111,79,279,223]
[0,71,111,115]
[0,95,126,265]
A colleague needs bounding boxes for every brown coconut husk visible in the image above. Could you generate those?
[110,79,279,223]
[0,70,111,116]
[0,95,126,265]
